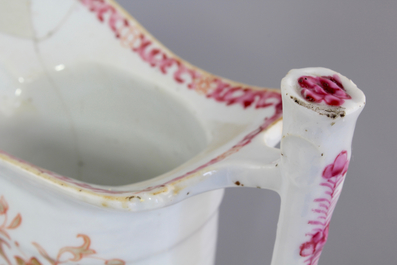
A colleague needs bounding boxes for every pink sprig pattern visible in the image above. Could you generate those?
[299,151,349,265]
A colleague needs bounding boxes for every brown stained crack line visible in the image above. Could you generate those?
[290,95,346,119]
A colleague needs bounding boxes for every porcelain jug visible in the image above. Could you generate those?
[0,0,365,264]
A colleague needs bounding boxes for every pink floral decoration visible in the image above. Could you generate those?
[300,225,329,258]
[300,151,349,265]
[0,0,284,197]
[298,75,351,106]
[323,151,349,179]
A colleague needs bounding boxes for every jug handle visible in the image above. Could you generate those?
[212,68,365,265]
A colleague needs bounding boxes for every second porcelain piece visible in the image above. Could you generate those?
[0,0,365,264]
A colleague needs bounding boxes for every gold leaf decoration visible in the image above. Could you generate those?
[15,256,43,265]
[105,259,126,265]
[32,242,56,265]
[57,234,96,262]
[0,196,8,215]
[0,229,10,240]
[7,213,22,229]
[0,238,11,265]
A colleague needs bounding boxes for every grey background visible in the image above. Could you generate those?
[117,1,397,264]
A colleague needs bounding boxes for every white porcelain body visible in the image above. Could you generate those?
[0,170,224,264]
[0,1,365,265]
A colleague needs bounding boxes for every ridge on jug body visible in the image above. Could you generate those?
[0,1,365,264]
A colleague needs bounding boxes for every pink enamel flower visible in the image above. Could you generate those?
[300,224,329,257]
[298,75,351,106]
[323,150,349,179]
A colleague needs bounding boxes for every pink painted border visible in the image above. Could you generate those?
[79,0,281,110]
[0,0,283,196]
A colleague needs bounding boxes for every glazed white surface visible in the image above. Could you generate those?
[0,1,365,264]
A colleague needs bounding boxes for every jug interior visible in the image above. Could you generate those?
[0,63,208,186]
